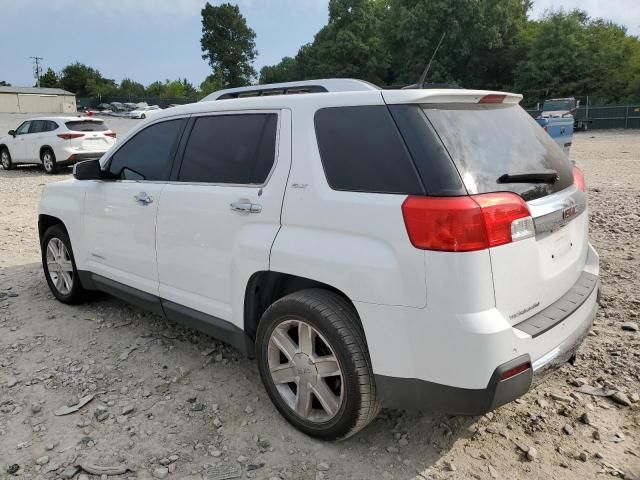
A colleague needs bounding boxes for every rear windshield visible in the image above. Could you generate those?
[65,120,108,132]
[422,104,573,201]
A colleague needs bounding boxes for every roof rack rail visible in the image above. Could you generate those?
[200,78,380,102]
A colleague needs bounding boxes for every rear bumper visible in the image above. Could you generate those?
[375,354,533,414]
[59,151,106,165]
[359,243,599,414]
[374,298,596,414]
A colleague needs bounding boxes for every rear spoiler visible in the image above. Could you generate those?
[382,89,522,105]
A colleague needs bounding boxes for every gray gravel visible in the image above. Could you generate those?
[0,116,638,479]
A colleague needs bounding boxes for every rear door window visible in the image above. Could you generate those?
[422,104,573,201]
[314,106,424,195]
[65,120,108,132]
[178,114,278,184]
[108,119,185,181]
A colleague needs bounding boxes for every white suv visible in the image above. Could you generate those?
[0,117,116,174]
[38,79,599,440]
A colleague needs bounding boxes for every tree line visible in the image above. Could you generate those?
[33,63,207,100]
[256,0,640,105]
[7,1,639,106]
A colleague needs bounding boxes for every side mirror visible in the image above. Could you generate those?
[73,159,103,180]
[8,130,15,137]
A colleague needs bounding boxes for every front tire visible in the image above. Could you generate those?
[1,147,13,170]
[256,289,380,440]
[42,148,58,174]
[141,113,146,119]
[41,224,87,304]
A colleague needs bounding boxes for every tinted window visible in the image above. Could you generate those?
[109,119,184,181]
[314,106,424,194]
[66,120,108,132]
[178,114,277,184]
[422,104,573,201]
[46,121,59,132]
[29,120,45,133]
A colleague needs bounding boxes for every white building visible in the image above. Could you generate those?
[0,86,76,113]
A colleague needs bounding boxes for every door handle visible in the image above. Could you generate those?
[230,200,262,213]
[134,192,153,205]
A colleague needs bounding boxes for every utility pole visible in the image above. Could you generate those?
[30,56,44,87]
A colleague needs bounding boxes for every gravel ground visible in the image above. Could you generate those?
[0,116,638,480]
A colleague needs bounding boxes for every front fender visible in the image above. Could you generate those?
[38,179,88,268]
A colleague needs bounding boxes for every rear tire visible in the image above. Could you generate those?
[41,224,87,304]
[141,113,146,119]
[256,289,380,440]
[1,147,13,170]
[42,148,58,174]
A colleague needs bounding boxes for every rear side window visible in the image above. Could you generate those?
[66,120,108,132]
[314,106,423,194]
[422,104,573,201]
[108,119,184,181]
[178,114,278,184]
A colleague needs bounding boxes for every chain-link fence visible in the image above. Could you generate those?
[526,104,640,129]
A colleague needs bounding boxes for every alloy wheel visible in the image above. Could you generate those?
[1,151,9,169]
[268,319,344,422]
[43,152,53,172]
[46,238,73,295]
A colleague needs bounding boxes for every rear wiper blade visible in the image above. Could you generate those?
[497,170,559,184]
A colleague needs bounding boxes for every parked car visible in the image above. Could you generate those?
[128,105,162,119]
[109,102,125,112]
[37,79,599,440]
[0,117,116,174]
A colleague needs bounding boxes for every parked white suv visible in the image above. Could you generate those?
[0,117,116,174]
[38,79,599,440]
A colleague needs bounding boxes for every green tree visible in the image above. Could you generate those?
[120,78,145,98]
[515,10,640,104]
[60,63,115,96]
[201,2,257,87]
[199,71,224,97]
[0,80,11,86]
[384,0,530,88]
[260,57,299,84]
[146,81,165,98]
[39,68,60,88]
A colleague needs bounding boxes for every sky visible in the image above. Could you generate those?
[0,0,638,89]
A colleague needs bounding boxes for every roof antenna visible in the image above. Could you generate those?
[418,32,446,88]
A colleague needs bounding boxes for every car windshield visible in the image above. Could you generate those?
[422,103,573,201]
[65,120,108,132]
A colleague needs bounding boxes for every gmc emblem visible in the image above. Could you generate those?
[563,205,577,220]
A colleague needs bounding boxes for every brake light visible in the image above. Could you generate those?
[479,94,505,104]
[573,166,585,192]
[57,133,84,140]
[104,132,116,138]
[402,192,535,252]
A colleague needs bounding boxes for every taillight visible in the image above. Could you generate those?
[57,133,84,140]
[104,132,116,138]
[402,192,535,252]
[573,166,585,192]
[479,94,505,104]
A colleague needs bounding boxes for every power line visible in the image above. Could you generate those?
[30,56,44,87]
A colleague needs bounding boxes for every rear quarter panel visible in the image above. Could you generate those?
[270,100,427,308]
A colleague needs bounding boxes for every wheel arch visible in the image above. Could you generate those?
[40,145,54,158]
[243,271,363,346]
[38,214,67,242]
